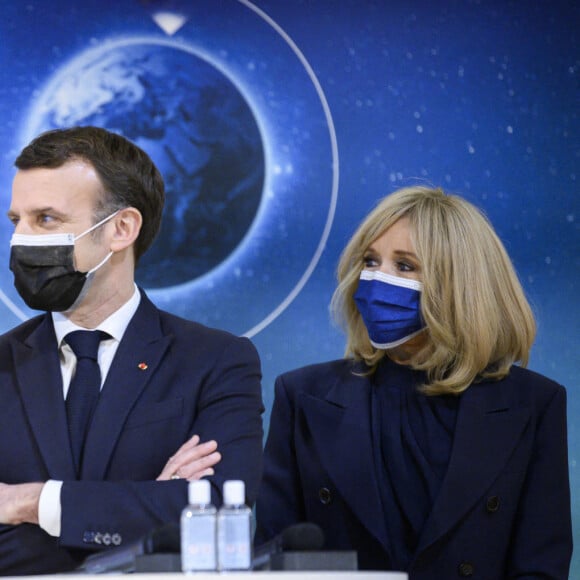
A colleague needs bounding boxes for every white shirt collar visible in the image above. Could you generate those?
[52,285,141,347]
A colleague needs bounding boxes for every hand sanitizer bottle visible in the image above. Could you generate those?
[181,479,217,573]
[217,480,252,571]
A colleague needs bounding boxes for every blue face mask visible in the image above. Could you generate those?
[353,269,425,349]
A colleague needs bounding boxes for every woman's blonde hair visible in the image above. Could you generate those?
[331,186,536,395]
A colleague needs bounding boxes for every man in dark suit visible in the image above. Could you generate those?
[0,126,264,574]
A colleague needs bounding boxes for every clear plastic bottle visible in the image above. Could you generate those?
[180,479,217,573]
[217,480,252,571]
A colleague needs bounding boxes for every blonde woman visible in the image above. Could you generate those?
[255,187,572,578]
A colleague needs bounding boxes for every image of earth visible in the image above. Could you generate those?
[27,39,265,288]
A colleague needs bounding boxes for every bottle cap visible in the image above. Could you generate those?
[223,480,245,506]
[188,479,211,505]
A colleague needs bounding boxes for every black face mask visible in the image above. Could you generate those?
[9,213,117,312]
[10,241,90,312]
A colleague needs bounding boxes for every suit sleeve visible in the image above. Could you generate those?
[506,385,573,579]
[190,336,264,507]
[254,374,306,546]
[58,335,264,551]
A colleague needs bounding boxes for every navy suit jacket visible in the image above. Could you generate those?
[255,359,572,579]
[0,289,264,575]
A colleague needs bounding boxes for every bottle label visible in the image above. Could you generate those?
[218,516,251,570]
[181,514,217,572]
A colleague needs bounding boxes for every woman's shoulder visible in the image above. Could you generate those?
[506,365,567,409]
[506,365,564,393]
[471,364,566,411]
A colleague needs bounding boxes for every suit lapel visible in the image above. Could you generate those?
[300,366,390,554]
[11,315,77,479]
[417,378,530,553]
[80,292,172,479]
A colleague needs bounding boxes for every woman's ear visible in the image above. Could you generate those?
[109,207,143,253]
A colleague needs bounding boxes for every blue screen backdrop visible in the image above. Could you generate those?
[0,0,577,573]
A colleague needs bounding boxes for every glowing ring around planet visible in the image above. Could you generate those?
[4,0,338,338]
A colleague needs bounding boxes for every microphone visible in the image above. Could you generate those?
[252,522,325,570]
[143,522,180,554]
[253,522,357,571]
[255,522,325,556]
[77,522,180,574]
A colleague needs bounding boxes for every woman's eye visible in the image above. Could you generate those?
[397,261,414,272]
[363,255,379,268]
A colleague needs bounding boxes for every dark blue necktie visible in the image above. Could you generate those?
[65,330,108,475]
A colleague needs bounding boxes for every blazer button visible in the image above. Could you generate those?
[458,561,474,577]
[318,487,332,505]
[486,495,500,513]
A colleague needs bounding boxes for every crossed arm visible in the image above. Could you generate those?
[0,331,263,555]
[0,434,221,527]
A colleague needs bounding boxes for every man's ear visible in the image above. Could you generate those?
[109,207,142,252]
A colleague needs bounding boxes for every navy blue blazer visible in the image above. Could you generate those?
[255,359,572,579]
[0,289,264,574]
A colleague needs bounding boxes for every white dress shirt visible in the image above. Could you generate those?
[38,286,141,537]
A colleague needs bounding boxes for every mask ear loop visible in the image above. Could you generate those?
[87,251,114,275]
[76,210,120,275]
[74,210,121,242]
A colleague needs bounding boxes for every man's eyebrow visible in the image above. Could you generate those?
[33,206,66,216]
[8,207,68,219]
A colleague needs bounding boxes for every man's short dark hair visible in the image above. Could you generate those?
[15,126,165,262]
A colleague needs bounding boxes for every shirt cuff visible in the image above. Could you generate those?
[38,480,63,537]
